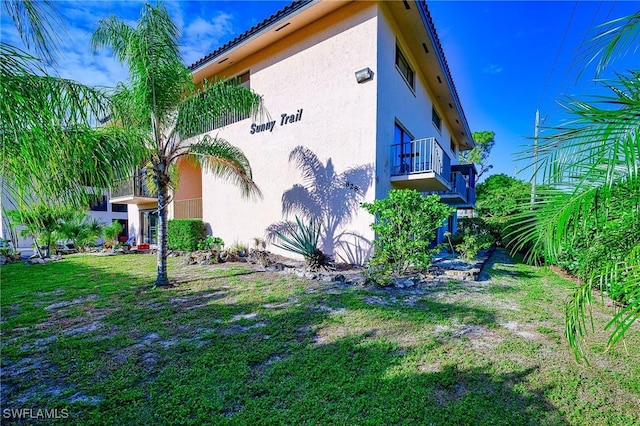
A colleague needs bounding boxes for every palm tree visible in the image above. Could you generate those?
[1,1,147,217]
[91,3,263,286]
[513,12,639,362]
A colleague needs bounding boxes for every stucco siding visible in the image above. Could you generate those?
[197,2,379,263]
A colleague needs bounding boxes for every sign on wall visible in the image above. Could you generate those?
[250,108,303,134]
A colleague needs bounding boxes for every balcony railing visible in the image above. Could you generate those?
[174,198,203,219]
[191,111,249,137]
[426,169,476,206]
[111,172,156,200]
[391,137,450,179]
[451,171,467,200]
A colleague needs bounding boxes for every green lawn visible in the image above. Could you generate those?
[1,250,638,425]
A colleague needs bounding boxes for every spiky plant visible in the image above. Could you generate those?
[273,216,334,271]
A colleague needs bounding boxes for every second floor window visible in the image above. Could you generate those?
[432,107,441,132]
[89,195,108,211]
[395,45,414,89]
[112,203,128,213]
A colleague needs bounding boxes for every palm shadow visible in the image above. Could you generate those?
[266,146,374,265]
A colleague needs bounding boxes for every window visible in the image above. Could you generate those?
[450,138,456,155]
[394,122,414,174]
[394,122,413,145]
[432,107,441,132]
[236,71,250,89]
[395,45,414,88]
[111,203,128,213]
[90,195,108,211]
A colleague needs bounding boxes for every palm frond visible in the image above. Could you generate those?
[176,77,263,140]
[604,243,640,349]
[187,136,262,200]
[2,0,63,64]
[582,11,640,77]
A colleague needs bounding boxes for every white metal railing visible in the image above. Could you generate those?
[391,137,450,178]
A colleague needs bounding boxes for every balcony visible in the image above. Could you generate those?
[110,173,157,205]
[174,198,203,219]
[427,163,477,208]
[390,138,451,191]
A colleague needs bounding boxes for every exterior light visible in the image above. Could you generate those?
[355,67,373,83]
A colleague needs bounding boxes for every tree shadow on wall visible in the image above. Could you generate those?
[266,146,374,265]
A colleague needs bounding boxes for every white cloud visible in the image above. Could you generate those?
[483,64,503,75]
[181,12,235,66]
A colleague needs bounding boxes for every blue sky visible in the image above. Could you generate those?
[2,1,638,182]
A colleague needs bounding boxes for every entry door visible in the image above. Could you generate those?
[141,210,158,244]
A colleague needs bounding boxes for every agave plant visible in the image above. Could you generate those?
[273,216,334,271]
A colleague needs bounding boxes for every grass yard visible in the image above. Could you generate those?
[1,250,638,425]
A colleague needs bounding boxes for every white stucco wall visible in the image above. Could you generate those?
[375,4,461,239]
[375,3,459,198]
[198,2,379,264]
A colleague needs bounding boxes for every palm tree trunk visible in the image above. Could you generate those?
[155,168,170,287]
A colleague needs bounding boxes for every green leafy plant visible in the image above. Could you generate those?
[197,236,225,251]
[444,231,455,256]
[509,10,640,361]
[91,3,263,286]
[57,211,104,251]
[0,238,18,259]
[167,219,205,252]
[6,203,73,258]
[273,216,334,271]
[361,190,453,283]
[102,221,124,249]
[454,230,494,261]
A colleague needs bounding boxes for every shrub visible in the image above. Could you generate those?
[455,230,494,261]
[58,212,104,250]
[197,236,225,251]
[361,190,453,283]
[167,219,205,252]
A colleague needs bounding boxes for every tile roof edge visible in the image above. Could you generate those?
[188,0,315,71]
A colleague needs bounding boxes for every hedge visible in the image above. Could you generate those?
[167,219,205,252]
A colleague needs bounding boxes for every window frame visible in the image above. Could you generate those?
[395,45,415,90]
[432,107,442,133]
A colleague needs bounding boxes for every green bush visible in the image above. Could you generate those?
[167,219,205,252]
[197,236,225,251]
[455,230,494,261]
[361,190,453,283]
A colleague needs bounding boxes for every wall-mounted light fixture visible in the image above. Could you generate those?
[355,67,374,83]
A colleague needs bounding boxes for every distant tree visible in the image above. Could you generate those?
[6,203,72,258]
[475,174,531,246]
[57,211,104,250]
[459,131,495,178]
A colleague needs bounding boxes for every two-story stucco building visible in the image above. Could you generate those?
[112,0,477,264]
